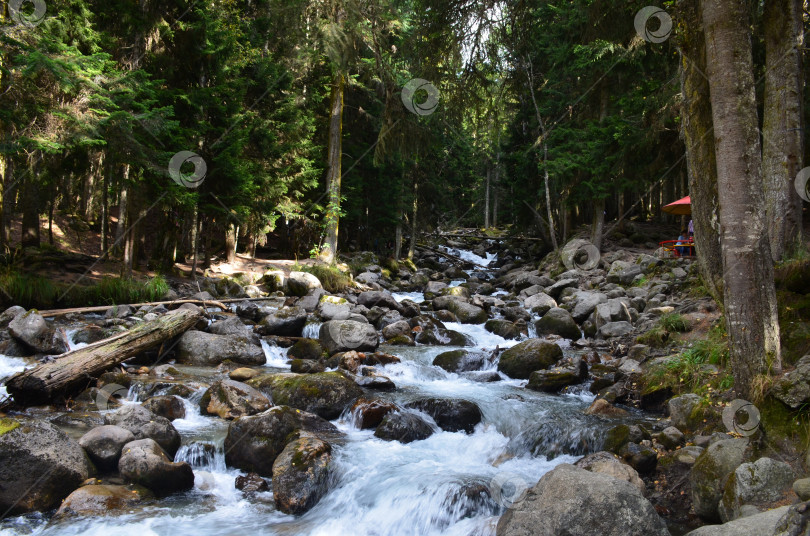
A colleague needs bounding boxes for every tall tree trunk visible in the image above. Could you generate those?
[101,161,110,254]
[115,166,129,252]
[225,223,237,263]
[703,0,782,397]
[20,161,40,248]
[543,146,559,250]
[676,0,724,302]
[484,168,491,228]
[591,198,605,250]
[762,0,804,261]
[191,206,200,279]
[322,72,345,264]
[493,152,500,227]
[408,177,418,260]
[394,171,404,261]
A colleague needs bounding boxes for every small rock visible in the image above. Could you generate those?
[235,472,269,493]
[374,411,434,443]
[118,439,194,496]
[78,425,136,471]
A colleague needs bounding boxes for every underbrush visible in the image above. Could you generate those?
[294,263,352,293]
[0,269,169,309]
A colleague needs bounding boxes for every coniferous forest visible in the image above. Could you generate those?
[0,1,809,535]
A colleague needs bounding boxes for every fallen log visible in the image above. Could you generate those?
[5,308,202,406]
[38,298,234,318]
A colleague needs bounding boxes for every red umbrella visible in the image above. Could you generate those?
[662,196,691,216]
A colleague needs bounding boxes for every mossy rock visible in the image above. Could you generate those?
[288,338,327,361]
[604,424,631,454]
[497,339,563,379]
[248,372,362,420]
[432,350,486,373]
[386,334,415,346]
[0,418,20,436]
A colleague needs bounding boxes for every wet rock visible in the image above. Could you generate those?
[288,338,326,361]
[545,278,579,300]
[619,442,658,474]
[70,325,109,345]
[433,349,487,373]
[224,406,338,477]
[382,319,412,340]
[319,320,379,355]
[357,291,402,311]
[0,418,91,514]
[235,472,269,493]
[104,404,182,457]
[199,379,271,419]
[527,358,587,393]
[684,505,791,536]
[718,457,795,522]
[290,359,326,374]
[0,305,25,328]
[432,296,488,324]
[176,330,266,366]
[496,464,668,536]
[296,289,328,313]
[208,316,253,338]
[484,319,520,339]
[522,293,557,315]
[460,371,502,382]
[503,306,532,322]
[230,367,260,381]
[118,439,194,496]
[773,355,810,409]
[405,398,482,433]
[410,315,470,346]
[316,295,351,321]
[248,372,362,420]
[497,339,563,379]
[584,398,628,417]
[53,484,153,518]
[142,396,186,421]
[78,425,136,471]
[374,410,435,443]
[350,398,398,429]
[8,311,68,354]
[287,271,323,296]
[272,434,332,515]
[534,308,581,340]
[257,306,308,337]
[574,451,645,494]
[690,438,750,521]
[105,304,134,319]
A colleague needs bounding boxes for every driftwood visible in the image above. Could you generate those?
[5,308,202,405]
[37,297,278,318]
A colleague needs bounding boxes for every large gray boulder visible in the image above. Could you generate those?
[8,311,68,354]
[497,339,563,379]
[78,425,136,471]
[208,316,253,337]
[175,330,265,366]
[690,438,750,521]
[523,293,557,315]
[534,308,581,340]
[248,372,363,420]
[433,296,488,324]
[223,406,338,477]
[287,271,322,297]
[405,398,482,434]
[0,418,91,514]
[718,457,795,522]
[104,404,182,457]
[433,349,487,373]
[668,393,702,431]
[599,321,634,338]
[316,295,352,321]
[319,320,379,354]
[358,290,402,311]
[574,451,645,494]
[570,291,608,322]
[496,464,668,536]
[272,434,332,515]
[258,306,308,336]
[199,379,271,420]
[374,410,435,443]
[685,505,791,536]
[607,260,643,285]
[118,439,194,496]
[54,484,153,518]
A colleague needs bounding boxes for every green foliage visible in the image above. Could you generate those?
[660,313,689,333]
[293,263,352,293]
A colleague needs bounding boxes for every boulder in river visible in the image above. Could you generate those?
[104,404,182,457]
[433,349,487,373]
[288,338,327,361]
[534,308,581,340]
[272,433,332,515]
[142,395,186,421]
[574,451,645,494]
[199,379,271,419]
[249,371,363,420]
[208,316,254,338]
[526,358,587,393]
[78,424,136,471]
[432,296,487,324]
[374,410,435,443]
[257,306,308,336]
[118,439,194,496]
[523,293,557,315]
[53,484,153,519]
[319,320,379,355]
[350,398,399,429]
[0,418,91,514]
[497,339,563,379]
[175,330,266,366]
[8,310,68,355]
[690,437,750,521]
[405,398,482,433]
[287,271,323,296]
[496,464,669,536]
[410,315,471,346]
[484,319,520,339]
[224,406,338,477]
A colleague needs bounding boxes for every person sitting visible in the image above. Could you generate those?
[676,229,688,256]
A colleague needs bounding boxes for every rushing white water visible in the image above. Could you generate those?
[441,246,497,268]
[301,321,323,340]
[0,248,647,536]
[0,355,30,398]
[392,291,425,304]
[63,329,89,352]
[260,339,291,369]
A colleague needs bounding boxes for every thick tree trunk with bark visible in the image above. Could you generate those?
[20,164,40,248]
[591,198,605,251]
[762,0,804,261]
[225,223,237,263]
[322,72,345,264]
[702,0,782,397]
[676,0,724,302]
[5,309,202,405]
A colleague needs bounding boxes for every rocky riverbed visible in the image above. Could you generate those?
[1,236,809,536]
